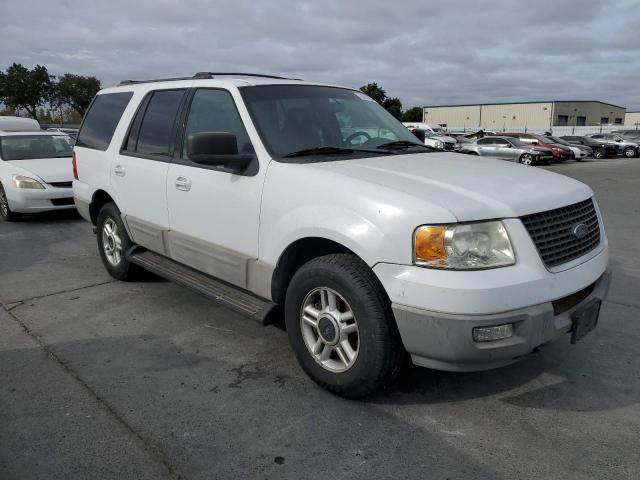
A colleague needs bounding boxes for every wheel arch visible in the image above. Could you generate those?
[89,189,116,225]
[270,236,362,304]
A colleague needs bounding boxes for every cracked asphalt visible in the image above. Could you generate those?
[1,157,639,480]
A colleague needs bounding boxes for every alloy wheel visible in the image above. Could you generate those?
[300,287,359,373]
[102,218,123,266]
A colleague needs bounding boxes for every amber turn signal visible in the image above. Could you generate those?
[414,226,447,262]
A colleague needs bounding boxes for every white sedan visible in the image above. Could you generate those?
[0,131,75,221]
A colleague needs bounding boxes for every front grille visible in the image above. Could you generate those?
[49,181,72,188]
[444,142,456,151]
[51,197,74,206]
[521,198,600,268]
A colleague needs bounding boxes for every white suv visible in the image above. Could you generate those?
[73,73,610,398]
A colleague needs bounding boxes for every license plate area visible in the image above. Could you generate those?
[570,298,601,344]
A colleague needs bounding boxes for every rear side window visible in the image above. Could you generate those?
[76,92,133,150]
[477,138,494,145]
[124,89,185,157]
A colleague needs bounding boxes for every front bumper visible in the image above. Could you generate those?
[390,271,610,371]
[5,186,75,213]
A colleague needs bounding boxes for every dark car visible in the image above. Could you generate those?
[560,136,619,159]
[503,133,572,162]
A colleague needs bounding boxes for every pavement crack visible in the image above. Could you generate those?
[3,280,117,308]
[5,309,186,480]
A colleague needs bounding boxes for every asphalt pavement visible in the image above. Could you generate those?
[1,156,639,480]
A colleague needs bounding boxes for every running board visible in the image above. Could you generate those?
[126,248,277,325]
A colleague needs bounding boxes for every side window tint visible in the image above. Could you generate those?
[182,89,252,159]
[76,92,133,150]
[477,138,494,145]
[134,89,185,156]
[495,139,509,146]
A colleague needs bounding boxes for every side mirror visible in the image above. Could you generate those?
[187,132,253,172]
[411,128,426,143]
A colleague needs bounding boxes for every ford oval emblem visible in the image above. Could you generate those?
[572,223,589,239]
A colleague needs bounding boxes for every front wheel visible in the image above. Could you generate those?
[518,153,535,166]
[96,202,141,280]
[0,184,19,221]
[623,147,637,158]
[593,147,606,159]
[284,254,404,398]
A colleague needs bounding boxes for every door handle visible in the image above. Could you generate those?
[114,165,126,177]
[175,176,192,191]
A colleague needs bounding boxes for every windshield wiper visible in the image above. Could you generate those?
[283,146,386,158]
[376,141,432,151]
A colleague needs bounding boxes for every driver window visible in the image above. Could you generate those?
[182,89,253,160]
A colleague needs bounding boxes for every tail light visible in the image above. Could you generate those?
[72,151,79,180]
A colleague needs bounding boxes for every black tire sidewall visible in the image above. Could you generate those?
[96,202,136,280]
[284,256,398,397]
[0,183,18,221]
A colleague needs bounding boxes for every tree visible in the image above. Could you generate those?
[359,82,387,104]
[383,97,403,120]
[0,63,54,121]
[55,73,101,116]
[359,82,403,119]
[402,106,423,122]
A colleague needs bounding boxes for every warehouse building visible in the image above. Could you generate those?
[423,101,626,131]
[625,111,640,127]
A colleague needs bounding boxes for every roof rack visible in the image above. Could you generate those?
[118,72,295,86]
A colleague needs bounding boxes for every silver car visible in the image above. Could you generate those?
[459,136,553,166]
[587,133,639,158]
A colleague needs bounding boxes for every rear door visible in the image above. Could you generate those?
[166,88,265,289]
[493,138,516,159]
[111,88,187,253]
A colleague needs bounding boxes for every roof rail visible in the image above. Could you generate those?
[119,72,296,86]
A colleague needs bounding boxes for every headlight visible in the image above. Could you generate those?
[435,141,444,149]
[413,220,515,270]
[11,175,45,189]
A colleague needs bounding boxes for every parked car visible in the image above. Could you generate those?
[0,116,41,132]
[503,133,572,162]
[0,130,75,220]
[47,127,79,141]
[586,133,639,158]
[403,123,456,151]
[73,73,610,398]
[458,136,553,165]
[544,136,592,161]
[612,129,640,141]
[560,136,618,159]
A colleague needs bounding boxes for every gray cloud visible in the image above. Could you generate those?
[1,0,638,109]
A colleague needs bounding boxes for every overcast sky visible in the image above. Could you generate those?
[1,0,639,110]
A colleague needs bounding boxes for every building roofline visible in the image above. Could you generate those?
[423,100,626,109]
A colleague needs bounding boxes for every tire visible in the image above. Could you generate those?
[518,153,535,166]
[468,151,479,155]
[284,254,404,398]
[593,147,606,159]
[0,183,20,221]
[96,202,141,280]
[623,147,637,158]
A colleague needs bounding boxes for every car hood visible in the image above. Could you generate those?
[6,157,73,184]
[309,152,593,222]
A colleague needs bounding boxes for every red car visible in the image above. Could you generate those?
[503,133,572,162]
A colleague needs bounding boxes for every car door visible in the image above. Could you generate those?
[475,137,497,156]
[493,138,515,159]
[111,88,187,254]
[166,87,265,289]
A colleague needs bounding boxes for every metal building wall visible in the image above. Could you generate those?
[479,102,552,131]
[624,112,640,127]
[422,105,481,130]
[552,102,626,127]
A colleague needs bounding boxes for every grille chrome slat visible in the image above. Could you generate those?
[521,198,601,268]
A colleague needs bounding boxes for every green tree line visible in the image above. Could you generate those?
[359,82,423,122]
[0,63,101,124]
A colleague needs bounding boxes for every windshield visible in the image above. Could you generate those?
[240,85,423,158]
[546,136,570,146]
[0,135,73,160]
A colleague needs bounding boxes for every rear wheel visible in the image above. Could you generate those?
[285,254,404,398]
[0,184,19,221]
[96,202,141,280]
[518,153,535,166]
